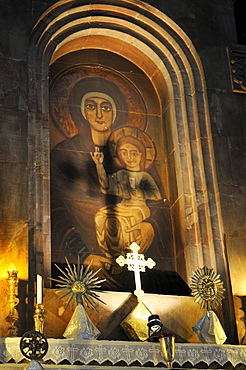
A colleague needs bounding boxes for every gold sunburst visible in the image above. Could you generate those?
[190,266,225,310]
[49,257,106,312]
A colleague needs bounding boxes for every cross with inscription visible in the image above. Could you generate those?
[116,242,156,301]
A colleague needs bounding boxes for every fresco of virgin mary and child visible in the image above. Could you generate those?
[50,71,174,291]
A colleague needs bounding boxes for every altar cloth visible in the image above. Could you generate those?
[1,338,246,367]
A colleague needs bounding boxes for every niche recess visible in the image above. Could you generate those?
[29,0,228,298]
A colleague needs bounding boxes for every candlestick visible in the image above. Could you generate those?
[36,274,42,304]
[5,264,19,337]
[34,303,45,333]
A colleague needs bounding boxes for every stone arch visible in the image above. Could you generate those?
[28,0,230,309]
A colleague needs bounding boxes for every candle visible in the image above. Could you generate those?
[37,274,42,304]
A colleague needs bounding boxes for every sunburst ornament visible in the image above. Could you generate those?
[190,266,225,310]
[49,257,106,311]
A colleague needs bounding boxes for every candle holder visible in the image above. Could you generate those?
[159,333,175,368]
[34,303,45,333]
[5,266,19,337]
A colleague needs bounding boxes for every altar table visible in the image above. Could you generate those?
[1,338,246,368]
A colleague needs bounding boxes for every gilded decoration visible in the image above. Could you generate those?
[190,266,227,344]
[49,257,105,339]
[49,257,105,311]
[190,266,225,310]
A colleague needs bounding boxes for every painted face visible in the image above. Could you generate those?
[118,143,142,171]
[84,97,113,132]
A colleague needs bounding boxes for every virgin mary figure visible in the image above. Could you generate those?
[50,77,129,266]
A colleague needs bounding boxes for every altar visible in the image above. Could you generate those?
[0,250,242,369]
[1,338,246,369]
[43,291,206,342]
[1,250,242,370]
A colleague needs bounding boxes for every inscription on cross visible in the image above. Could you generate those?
[116,242,156,301]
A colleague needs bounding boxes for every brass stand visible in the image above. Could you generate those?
[34,304,45,333]
[5,268,19,337]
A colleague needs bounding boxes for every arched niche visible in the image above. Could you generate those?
[28,0,236,341]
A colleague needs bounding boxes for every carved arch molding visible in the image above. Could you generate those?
[28,0,232,319]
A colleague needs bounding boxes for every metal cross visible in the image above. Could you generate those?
[116,242,156,301]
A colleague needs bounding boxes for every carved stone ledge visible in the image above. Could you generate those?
[228,45,246,93]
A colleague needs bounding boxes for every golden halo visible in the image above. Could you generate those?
[108,126,156,171]
[190,266,225,310]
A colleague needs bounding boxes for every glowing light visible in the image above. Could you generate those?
[8,262,17,272]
